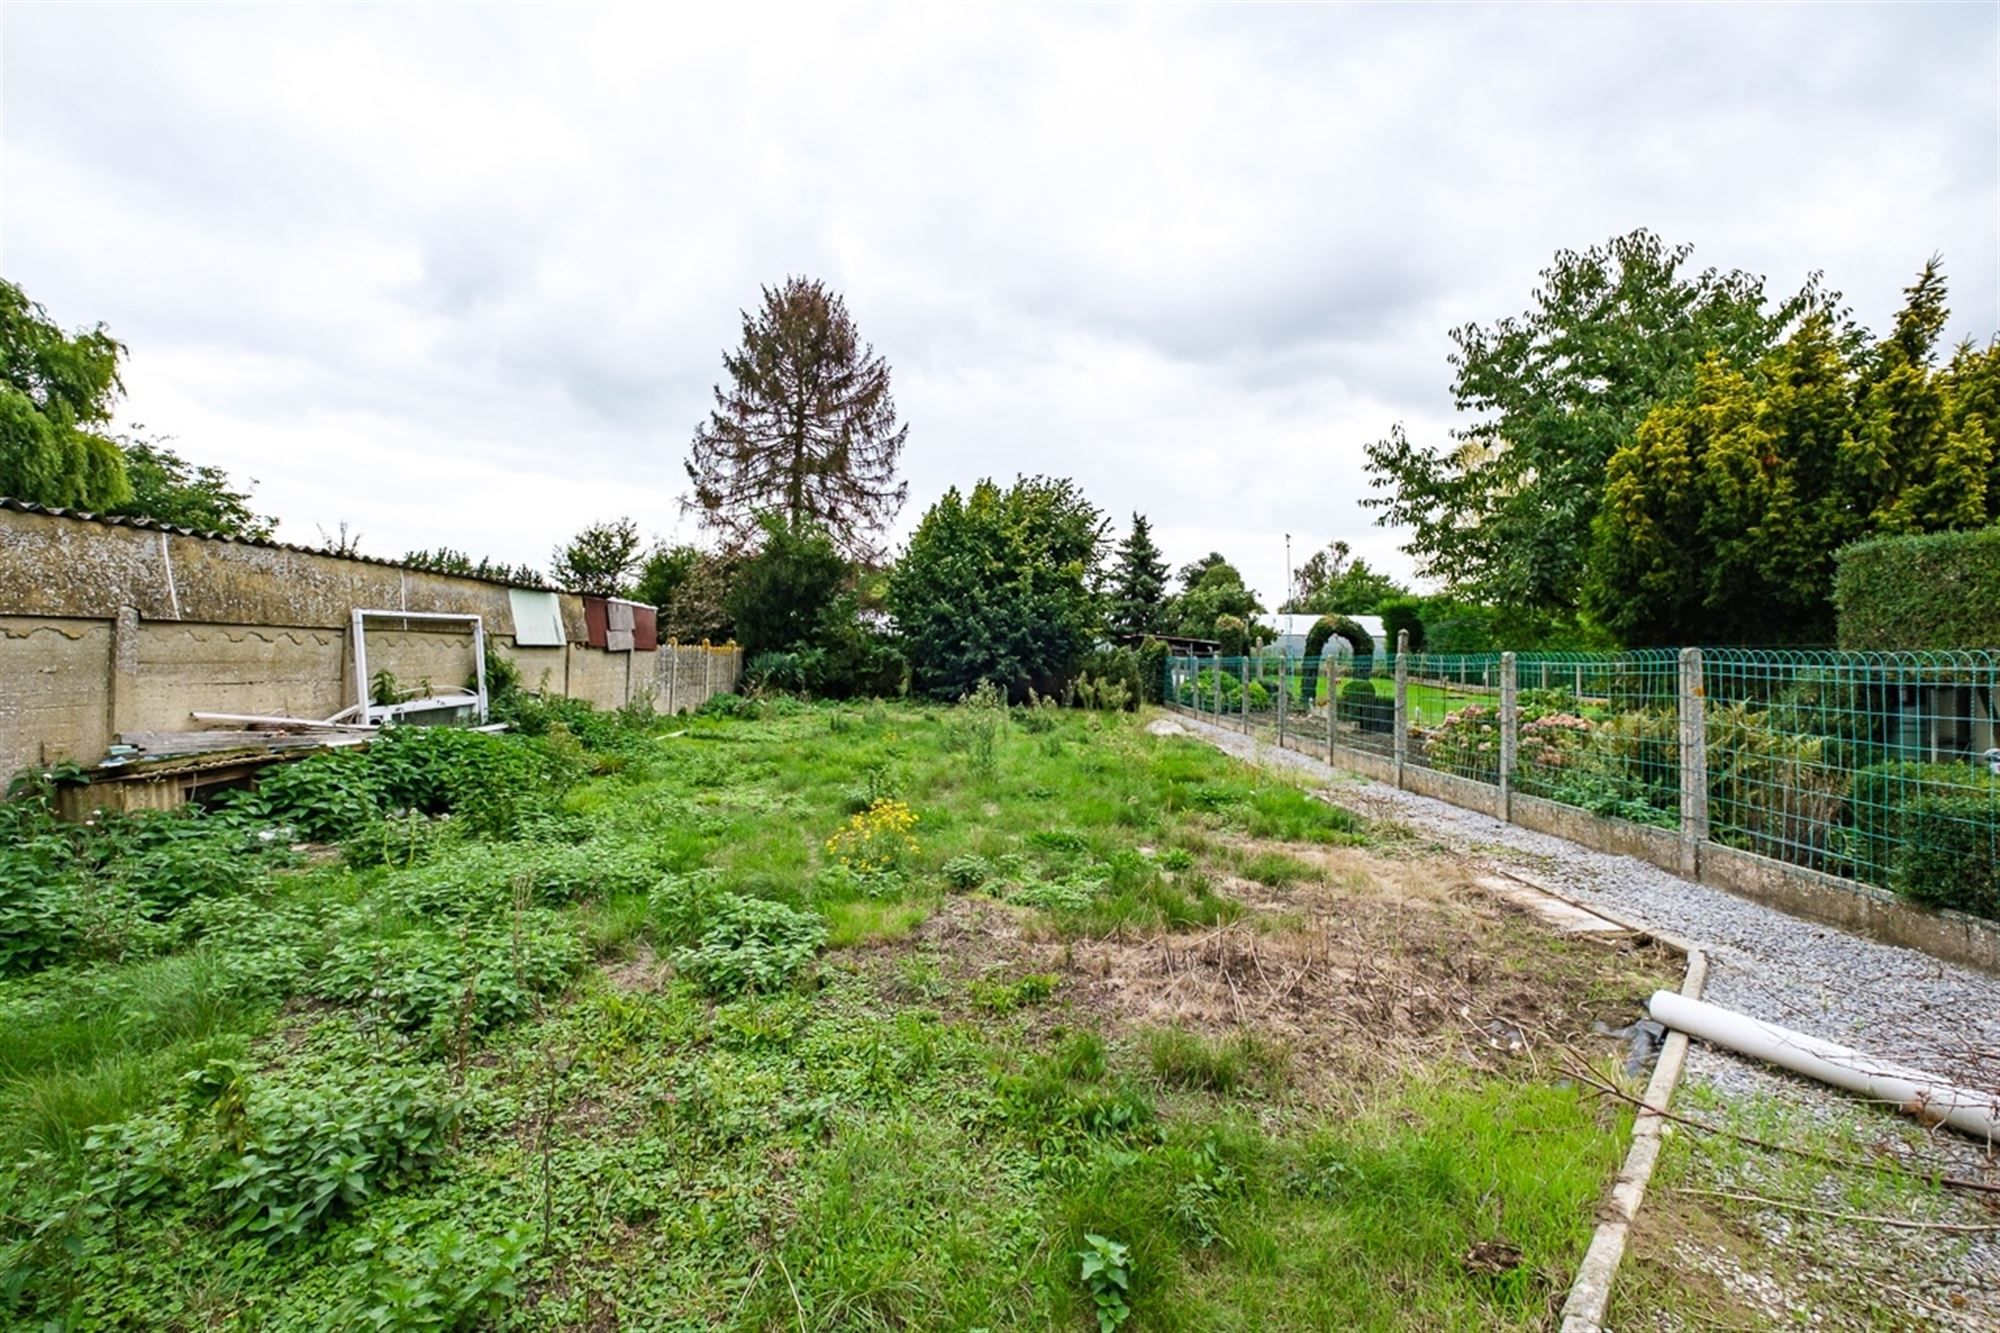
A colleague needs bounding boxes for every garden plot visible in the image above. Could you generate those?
[4,696,1691,1329]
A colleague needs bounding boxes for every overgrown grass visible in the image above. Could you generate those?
[0,698,1671,1328]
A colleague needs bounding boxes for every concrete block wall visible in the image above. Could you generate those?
[656,643,745,715]
[0,505,742,775]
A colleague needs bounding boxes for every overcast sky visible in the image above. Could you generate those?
[3,3,1995,608]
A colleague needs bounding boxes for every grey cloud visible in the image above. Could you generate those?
[1,2,1992,594]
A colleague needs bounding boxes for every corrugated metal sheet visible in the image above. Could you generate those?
[582,596,609,649]
[632,604,658,652]
[604,598,635,653]
[507,589,567,646]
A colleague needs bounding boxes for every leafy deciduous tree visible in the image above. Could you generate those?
[0,279,130,509]
[1283,539,1407,615]
[686,277,908,563]
[112,434,275,540]
[402,547,547,587]
[551,518,643,597]
[1364,230,1804,616]
[1168,556,1263,641]
[1588,262,2000,645]
[888,476,1107,700]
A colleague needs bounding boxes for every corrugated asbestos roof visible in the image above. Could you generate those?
[0,495,554,592]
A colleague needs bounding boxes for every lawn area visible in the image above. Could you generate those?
[1,696,1676,1329]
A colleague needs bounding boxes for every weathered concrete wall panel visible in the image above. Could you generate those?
[131,623,348,730]
[0,507,740,769]
[0,513,177,619]
[565,647,630,710]
[0,617,113,772]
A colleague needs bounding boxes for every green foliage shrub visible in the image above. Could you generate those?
[334,1219,534,1331]
[942,854,991,890]
[1077,647,1143,712]
[1377,597,1426,652]
[376,840,665,918]
[1706,703,1848,863]
[1135,638,1169,705]
[743,650,812,694]
[315,915,585,1046]
[1849,761,2000,915]
[72,1061,460,1246]
[890,476,1106,701]
[1835,527,2000,650]
[1894,792,2000,917]
[203,1067,459,1241]
[672,894,826,996]
[1336,678,1392,733]
[229,725,590,845]
[1213,615,1250,658]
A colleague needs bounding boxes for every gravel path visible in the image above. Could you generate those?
[1166,712,2000,1328]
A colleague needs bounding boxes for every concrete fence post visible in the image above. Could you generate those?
[1239,658,1248,732]
[1393,630,1410,789]
[1499,651,1518,823]
[1325,651,1338,765]
[1213,654,1222,722]
[1278,654,1288,748]
[108,605,140,741]
[1678,647,1708,877]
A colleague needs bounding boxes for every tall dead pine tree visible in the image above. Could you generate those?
[685,277,909,563]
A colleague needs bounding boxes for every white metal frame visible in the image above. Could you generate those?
[351,609,488,726]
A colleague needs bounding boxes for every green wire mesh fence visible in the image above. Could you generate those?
[1166,647,2000,919]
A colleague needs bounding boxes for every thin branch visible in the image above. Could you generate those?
[1671,1187,2000,1234]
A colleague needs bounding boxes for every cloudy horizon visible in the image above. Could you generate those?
[3,3,1994,609]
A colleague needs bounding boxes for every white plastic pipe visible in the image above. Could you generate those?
[1649,990,1998,1140]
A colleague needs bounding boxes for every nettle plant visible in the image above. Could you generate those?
[1076,1233,1133,1332]
[671,893,826,996]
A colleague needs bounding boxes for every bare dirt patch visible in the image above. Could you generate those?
[602,942,668,993]
[879,842,1672,1099]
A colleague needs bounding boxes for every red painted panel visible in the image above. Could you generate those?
[632,604,658,652]
[582,596,609,649]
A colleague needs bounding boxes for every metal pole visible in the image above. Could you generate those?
[1393,630,1410,789]
[351,609,370,724]
[1679,647,1708,878]
[1499,651,1517,822]
[472,617,489,724]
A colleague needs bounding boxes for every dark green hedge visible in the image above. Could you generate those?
[1850,761,2000,918]
[1834,527,2000,650]
[1336,678,1392,733]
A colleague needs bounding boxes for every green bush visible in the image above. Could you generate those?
[1895,792,2000,917]
[315,915,586,1047]
[743,650,812,694]
[1213,615,1250,658]
[1336,678,1392,733]
[1077,646,1143,712]
[672,894,825,996]
[1850,761,2000,914]
[1136,639,1170,705]
[1835,527,2000,650]
[1706,704,1847,864]
[206,1068,459,1241]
